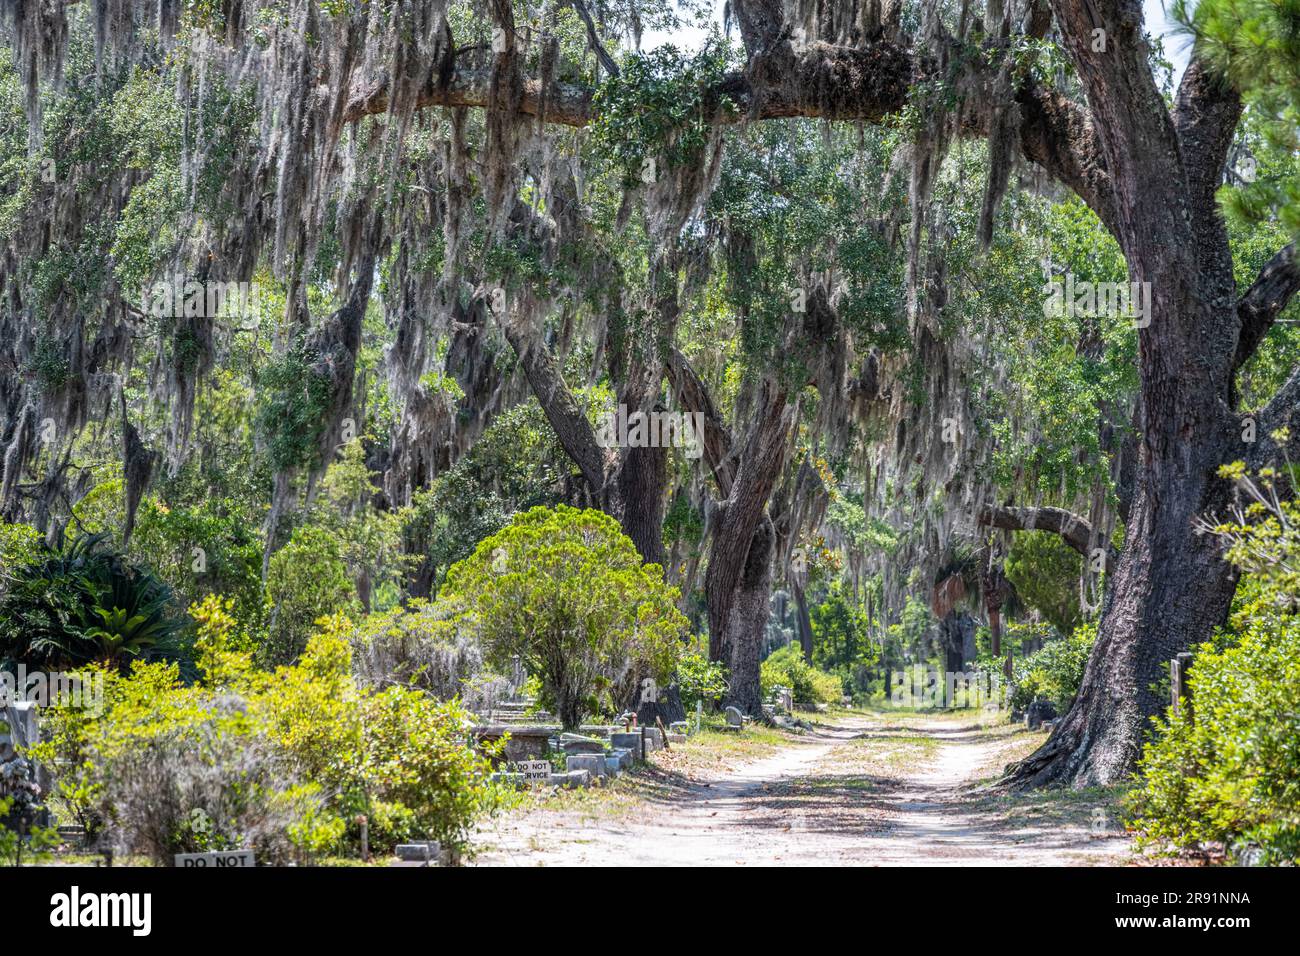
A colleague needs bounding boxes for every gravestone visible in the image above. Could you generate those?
[668,721,690,736]
[641,726,663,751]
[0,701,38,762]
[725,706,744,729]
[560,733,606,755]
[1,701,49,797]
[473,725,555,762]
[1170,652,1194,721]
[609,748,633,770]
[566,754,608,778]
[1025,699,1057,730]
[610,732,643,760]
[394,842,444,864]
[547,769,591,788]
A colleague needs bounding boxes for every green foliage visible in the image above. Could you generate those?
[760,642,843,707]
[1128,463,1300,863]
[1128,610,1300,863]
[254,618,504,857]
[263,526,358,665]
[406,397,580,594]
[27,657,333,866]
[1009,622,1097,714]
[441,506,688,729]
[1003,531,1083,634]
[590,37,737,186]
[310,439,413,612]
[674,650,728,711]
[31,619,503,864]
[1178,0,1300,235]
[0,532,187,671]
[130,495,267,647]
[809,582,880,697]
[0,521,42,576]
[256,343,335,472]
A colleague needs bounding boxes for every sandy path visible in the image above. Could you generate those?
[860,719,1131,865]
[468,713,1133,866]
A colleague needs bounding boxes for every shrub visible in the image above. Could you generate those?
[32,619,504,864]
[0,521,42,580]
[348,600,510,712]
[440,506,688,729]
[761,643,842,707]
[675,650,728,711]
[251,618,505,858]
[94,698,331,866]
[1127,470,1300,863]
[31,661,332,866]
[1008,622,1096,713]
[263,525,356,665]
[1127,610,1300,864]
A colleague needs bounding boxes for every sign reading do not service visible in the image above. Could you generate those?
[174,850,256,868]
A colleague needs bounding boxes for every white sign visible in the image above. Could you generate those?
[513,760,551,785]
[174,850,256,868]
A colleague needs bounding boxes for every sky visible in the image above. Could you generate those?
[642,0,1194,82]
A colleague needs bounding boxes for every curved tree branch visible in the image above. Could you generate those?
[977,504,1093,556]
[498,309,608,497]
[341,31,1119,233]
[568,0,619,77]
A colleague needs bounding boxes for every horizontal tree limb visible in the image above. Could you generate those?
[977,504,1093,556]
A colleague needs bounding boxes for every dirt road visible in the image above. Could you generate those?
[469,712,1135,866]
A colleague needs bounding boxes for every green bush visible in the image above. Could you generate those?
[1127,475,1300,863]
[809,582,879,696]
[31,613,505,864]
[440,506,688,729]
[29,659,335,866]
[1127,607,1300,864]
[247,615,506,859]
[760,643,842,707]
[675,650,728,711]
[1004,531,1083,634]
[1009,622,1096,713]
[0,520,42,578]
[263,525,357,665]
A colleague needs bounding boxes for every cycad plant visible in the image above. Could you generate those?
[0,532,184,671]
